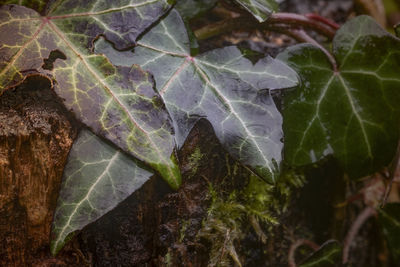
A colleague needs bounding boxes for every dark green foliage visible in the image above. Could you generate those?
[278,16,400,179]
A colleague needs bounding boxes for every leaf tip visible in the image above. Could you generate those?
[151,152,182,190]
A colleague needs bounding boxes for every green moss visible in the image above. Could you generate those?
[163,249,173,267]
[197,170,305,266]
[187,147,204,177]
[198,185,244,267]
[179,219,189,243]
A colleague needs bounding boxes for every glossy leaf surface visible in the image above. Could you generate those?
[96,9,298,183]
[234,0,279,22]
[0,2,182,188]
[51,129,152,254]
[278,16,400,178]
[299,240,341,267]
[379,203,400,262]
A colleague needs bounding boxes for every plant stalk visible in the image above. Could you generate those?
[194,12,338,41]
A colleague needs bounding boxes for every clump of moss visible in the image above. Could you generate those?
[187,147,204,177]
[197,186,245,266]
[163,248,173,267]
[197,171,305,266]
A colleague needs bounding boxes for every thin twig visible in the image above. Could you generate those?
[288,239,319,267]
[218,229,231,266]
[342,206,377,264]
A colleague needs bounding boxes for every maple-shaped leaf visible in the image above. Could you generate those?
[51,129,153,255]
[234,0,279,22]
[277,16,400,178]
[0,2,182,188]
[95,9,298,183]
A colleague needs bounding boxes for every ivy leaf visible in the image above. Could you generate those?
[0,2,183,188]
[175,0,217,20]
[0,1,172,92]
[95,9,298,183]
[234,0,279,22]
[299,240,341,267]
[277,16,400,178]
[379,203,400,262]
[51,129,152,255]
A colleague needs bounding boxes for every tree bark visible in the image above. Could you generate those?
[0,77,77,266]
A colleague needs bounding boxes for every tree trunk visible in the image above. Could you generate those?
[0,77,77,266]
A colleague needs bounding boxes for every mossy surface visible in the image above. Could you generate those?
[197,169,305,266]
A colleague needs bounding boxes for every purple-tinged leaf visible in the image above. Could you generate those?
[0,2,181,188]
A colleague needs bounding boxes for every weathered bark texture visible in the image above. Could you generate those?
[0,77,77,266]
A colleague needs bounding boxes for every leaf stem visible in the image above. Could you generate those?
[194,12,338,41]
[284,29,338,72]
[288,239,319,267]
[268,13,337,39]
[342,206,377,264]
[305,13,340,30]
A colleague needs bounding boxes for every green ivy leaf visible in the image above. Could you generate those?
[0,2,182,188]
[277,16,400,178]
[175,0,217,20]
[51,129,152,255]
[299,240,341,267]
[234,0,279,22]
[95,9,298,183]
[379,203,400,262]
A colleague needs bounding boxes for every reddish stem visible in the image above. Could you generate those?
[194,12,339,41]
[342,206,377,264]
[305,13,340,30]
[288,239,319,267]
[283,29,338,72]
[268,13,337,39]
